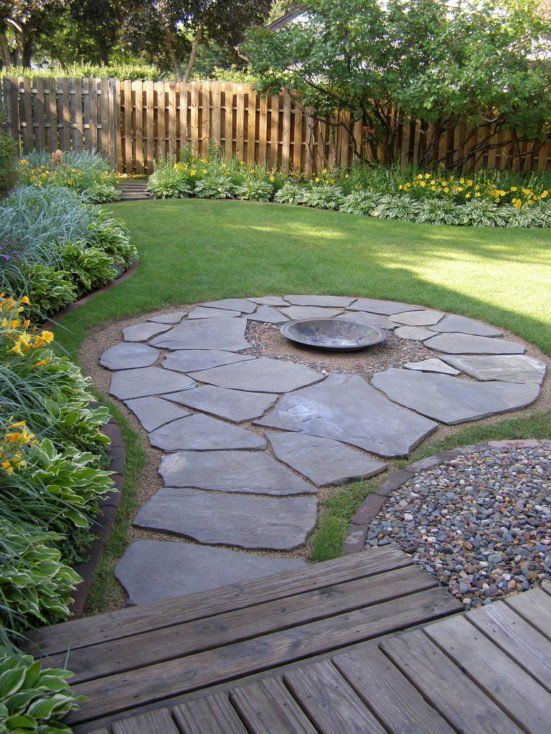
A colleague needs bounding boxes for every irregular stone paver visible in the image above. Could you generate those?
[202,298,256,313]
[125,397,190,432]
[441,354,547,384]
[256,373,437,457]
[337,311,396,330]
[404,358,459,375]
[100,343,159,370]
[430,314,502,336]
[148,311,186,324]
[115,540,305,604]
[395,326,434,341]
[267,432,387,486]
[188,306,241,319]
[349,298,422,315]
[162,350,254,373]
[278,306,344,320]
[165,385,277,422]
[110,367,195,400]
[134,488,318,550]
[425,333,525,355]
[391,310,444,327]
[159,450,315,495]
[249,296,289,306]
[149,413,266,451]
[247,305,289,324]
[284,295,355,308]
[371,368,539,425]
[189,356,322,393]
[150,318,250,351]
[123,321,172,342]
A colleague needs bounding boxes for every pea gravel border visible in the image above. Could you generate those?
[343,439,549,555]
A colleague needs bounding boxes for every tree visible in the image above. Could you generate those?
[0,0,64,66]
[244,0,550,168]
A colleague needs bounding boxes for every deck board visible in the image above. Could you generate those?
[230,678,316,734]
[174,692,247,734]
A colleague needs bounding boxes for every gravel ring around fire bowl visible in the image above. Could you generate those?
[365,445,551,608]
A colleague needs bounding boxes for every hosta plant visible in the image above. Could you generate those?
[147,165,192,198]
[415,198,461,226]
[372,194,421,221]
[235,175,274,201]
[273,181,307,205]
[57,242,116,294]
[302,184,344,210]
[339,190,381,216]
[81,182,120,204]
[458,200,511,227]
[194,173,237,199]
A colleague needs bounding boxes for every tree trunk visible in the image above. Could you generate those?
[21,35,33,67]
[183,27,202,84]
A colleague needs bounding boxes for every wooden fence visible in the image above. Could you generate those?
[2,77,550,174]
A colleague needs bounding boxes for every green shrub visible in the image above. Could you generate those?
[1,263,77,319]
[372,194,421,221]
[415,198,461,226]
[194,172,237,199]
[82,181,120,204]
[302,184,344,210]
[147,161,192,198]
[339,190,381,216]
[236,174,274,201]
[86,211,136,268]
[273,181,307,205]
[0,126,18,197]
[458,200,511,227]
[19,151,117,196]
[57,242,117,294]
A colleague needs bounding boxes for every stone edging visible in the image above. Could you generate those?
[70,417,125,617]
[343,438,549,555]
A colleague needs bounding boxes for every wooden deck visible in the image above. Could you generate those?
[26,547,551,732]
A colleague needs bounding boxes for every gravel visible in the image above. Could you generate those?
[365,446,550,607]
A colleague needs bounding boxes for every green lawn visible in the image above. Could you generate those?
[54,200,550,603]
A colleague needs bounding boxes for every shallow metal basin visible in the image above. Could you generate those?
[280,317,387,351]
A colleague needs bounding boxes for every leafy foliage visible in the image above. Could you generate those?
[0,121,18,198]
[273,180,307,205]
[302,184,344,210]
[339,190,381,215]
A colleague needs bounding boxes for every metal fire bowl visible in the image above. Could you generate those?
[280,317,387,352]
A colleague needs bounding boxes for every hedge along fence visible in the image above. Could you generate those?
[2,77,550,175]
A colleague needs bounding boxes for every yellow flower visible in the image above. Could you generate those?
[424,173,430,179]
[1,460,13,475]
[20,296,30,305]
[20,159,28,165]
[419,181,426,187]
[466,193,471,199]
[510,186,517,192]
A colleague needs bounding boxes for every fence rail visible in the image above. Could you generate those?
[2,77,550,174]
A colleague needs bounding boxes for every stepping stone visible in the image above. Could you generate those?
[100,343,159,370]
[395,326,434,341]
[247,305,289,324]
[249,296,289,306]
[124,397,190,432]
[123,321,172,342]
[349,298,423,315]
[371,368,539,425]
[337,312,395,330]
[148,311,186,324]
[404,358,460,375]
[150,318,250,351]
[284,295,355,308]
[134,488,318,551]
[256,373,437,458]
[425,333,524,355]
[163,350,254,373]
[430,314,502,336]
[441,354,547,384]
[278,306,344,320]
[391,310,444,327]
[159,450,315,495]
[115,540,306,604]
[189,357,322,393]
[165,385,277,422]
[149,414,266,451]
[188,306,241,319]
[109,367,196,400]
[267,432,387,486]
[202,298,256,313]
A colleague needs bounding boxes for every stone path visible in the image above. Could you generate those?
[98,295,546,603]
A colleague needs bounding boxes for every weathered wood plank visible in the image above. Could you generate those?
[73,77,83,152]
[190,83,199,158]
[21,77,33,151]
[230,677,315,734]
[281,90,291,173]
[174,691,247,734]
[112,708,179,733]
[382,629,522,733]
[425,615,551,732]
[292,102,303,172]
[34,78,46,149]
[285,659,386,733]
[334,642,454,733]
[133,81,144,174]
[224,83,234,159]
[235,84,245,161]
[123,80,133,173]
[144,81,154,173]
[270,93,279,168]
[505,587,551,639]
[45,77,57,151]
[246,88,257,166]
[257,94,268,167]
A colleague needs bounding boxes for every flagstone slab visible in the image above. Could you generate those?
[278,306,344,320]
[165,385,277,422]
[267,432,387,486]
[349,298,423,315]
[284,295,355,308]
[425,333,525,355]
[441,354,547,384]
[249,296,289,306]
[188,306,241,319]
[123,322,172,342]
[430,314,502,336]
[115,540,306,604]
[109,367,196,400]
[134,488,318,550]
[162,350,254,373]
[124,397,190,432]
[149,414,266,451]
[150,318,250,351]
[395,326,434,341]
[148,311,186,324]
[337,311,396,330]
[256,373,437,457]
[189,356,322,393]
[391,310,444,327]
[247,305,289,324]
[159,450,315,495]
[371,368,539,425]
[404,358,460,375]
[202,298,257,313]
[100,343,159,370]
